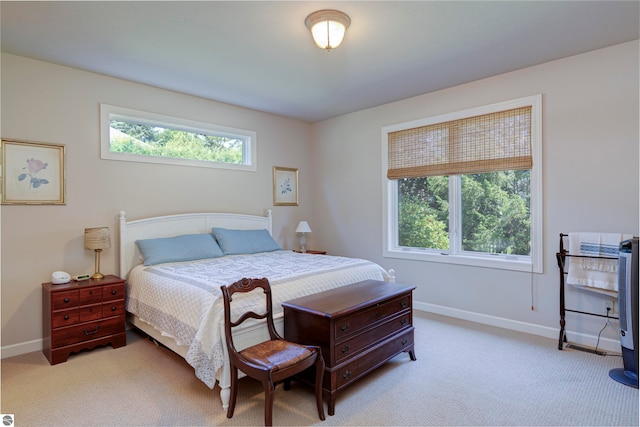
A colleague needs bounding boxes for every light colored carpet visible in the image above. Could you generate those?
[1,312,638,426]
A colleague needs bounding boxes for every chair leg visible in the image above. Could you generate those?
[314,353,326,420]
[227,365,238,419]
[263,379,275,427]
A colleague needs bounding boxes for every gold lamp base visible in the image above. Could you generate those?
[92,249,105,280]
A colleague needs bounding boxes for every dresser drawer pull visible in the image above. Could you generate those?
[340,322,350,332]
[400,318,408,326]
[84,326,100,335]
[111,306,117,312]
[64,315,70,320]
[402,338,408,346]
[341,345,350,354]
[111,290,117,296]
[342,370,351,380]
[401,300,408,308]
[64,298,70,303]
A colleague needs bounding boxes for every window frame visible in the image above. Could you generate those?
[100,104,257,171]
[382,95,543,273]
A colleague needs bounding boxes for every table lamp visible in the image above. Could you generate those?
[295,221,312,252]
[84,227,111,279]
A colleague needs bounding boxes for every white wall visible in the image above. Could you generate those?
[1,53,314,354]
[310,41,639,351]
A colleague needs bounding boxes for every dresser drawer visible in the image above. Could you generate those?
[79,287,103,305]
[79,303,103,322]
[103,283,125,301]
[52,308,79,328]
[334,311,411,364]
[51,290,79,310]
[333,328,414,390]
[334,294,411,340]
[51,316,125,348]
[102,300,125,318]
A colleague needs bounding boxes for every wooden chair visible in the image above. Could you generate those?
[220,277,325,426]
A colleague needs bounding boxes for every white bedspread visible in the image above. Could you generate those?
[126,250,389,388]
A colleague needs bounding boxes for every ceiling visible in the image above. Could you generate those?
[1,1,638,123]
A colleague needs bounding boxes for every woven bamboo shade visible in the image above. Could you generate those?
[84,227,111,250]
[387,106,532,179]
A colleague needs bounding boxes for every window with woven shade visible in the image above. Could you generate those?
[382,95,542,273]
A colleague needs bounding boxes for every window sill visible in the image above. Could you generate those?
[384,248,540,273]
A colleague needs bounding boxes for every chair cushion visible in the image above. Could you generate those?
[239,340,313,370]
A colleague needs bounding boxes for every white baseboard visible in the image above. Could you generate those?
[2,303,622,359]
[1,338,42,359]
[414,301,622,354]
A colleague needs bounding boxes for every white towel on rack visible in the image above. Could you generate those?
[566,232,633,295]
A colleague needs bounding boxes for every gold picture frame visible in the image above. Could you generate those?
[2,139,66,205]
[273,166,298,206]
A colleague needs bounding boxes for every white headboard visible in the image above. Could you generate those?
[118,210,273,278]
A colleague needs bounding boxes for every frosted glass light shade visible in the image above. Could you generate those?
[305,9,351,51]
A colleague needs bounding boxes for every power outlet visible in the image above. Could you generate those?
[604,299,615,315]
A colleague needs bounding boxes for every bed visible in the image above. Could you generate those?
[118,210,394,409]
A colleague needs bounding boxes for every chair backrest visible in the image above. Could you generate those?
[220,278,281,351]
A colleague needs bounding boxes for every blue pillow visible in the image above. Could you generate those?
[212,228,281,255]
[136,233,224,266]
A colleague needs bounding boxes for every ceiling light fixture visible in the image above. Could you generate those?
[305,9,351,51]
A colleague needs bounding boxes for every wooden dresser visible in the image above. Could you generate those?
[282,280,416,415]
[42,274,126,365]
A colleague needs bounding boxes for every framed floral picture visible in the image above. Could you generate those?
[273,166,298,206]
[2,139,66,205]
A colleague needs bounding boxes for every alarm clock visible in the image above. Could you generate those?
[51,271,71,285]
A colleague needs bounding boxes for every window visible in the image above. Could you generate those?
[382,95,542,272]
[100,104,256,171]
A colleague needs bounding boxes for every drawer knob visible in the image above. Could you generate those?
[340,322,350,332]
[342,370,351,380]
[64,315,69,320]
[341,345,350,354]
[84,326,100,335]
[64,298,70,303]
[401,300,407,308]
[402,338,408,346]
[111,306,117,312]
[401,318,408,326]
[111,290,117,295]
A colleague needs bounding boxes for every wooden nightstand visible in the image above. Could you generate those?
[42,274,126,365]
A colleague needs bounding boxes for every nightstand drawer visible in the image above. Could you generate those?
[79,287,103,305]
[102,300,125,317]
[51,290,79,310]
[103,283,125,301]
[79,303,103,322]
[334,311,411,364]
[52,308,79,328]
[51,316,125,348]
[334,294,411,340]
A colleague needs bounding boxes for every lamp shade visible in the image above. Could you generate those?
[305,9,351,51]
[84,227,111,250]
[295,221,312,233]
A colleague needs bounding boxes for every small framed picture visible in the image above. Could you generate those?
[273,166,298,206]
[2,139,66,205]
